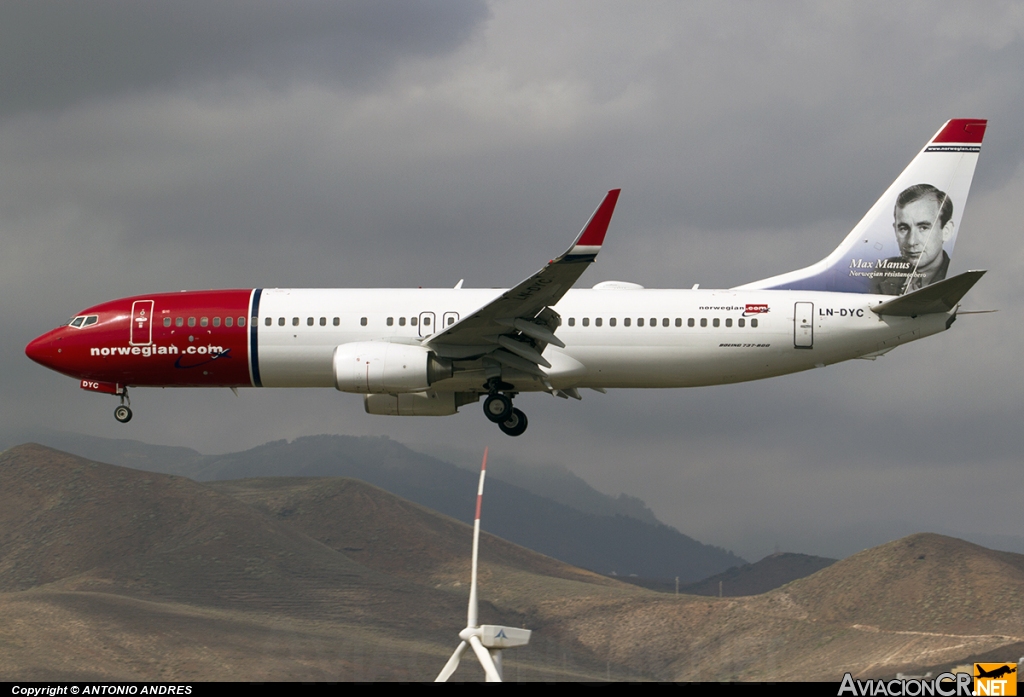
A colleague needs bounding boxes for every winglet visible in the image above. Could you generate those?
[563,189,620,259]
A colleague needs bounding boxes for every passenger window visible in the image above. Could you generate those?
[624,318,631,327]
[423,316,431,326]
[662,318,669,327]
[292,317,299,326]
[638,318,644,327]
[265,317,272,326]
[713,318,720,327]
[399,317,406,326]
[411,317,418,326]
[650,318,657,327]
[595,318,602,327]
[688,318,694,327]
[582,318,590,327]
[700,318,707,327]
[725,318,732,327]
[320,317,326,326]
[610,318,616,327]
[200,317,208,327]
[278,317,285,326]
[675,318,682,327]
[163,317,172,327]
[226,317,233,327]
[387,317,394,326]
[239,317,246,327]
[751,318,758,328]
[307,317,314,326]
[568,318,575,327]
[213,317,221,327]
[176,317,184,327]
[333,317,340,326]
[188,317,196,327]
[360,317,368,326]
[446,316,455,326]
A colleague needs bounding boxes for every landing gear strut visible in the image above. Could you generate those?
[114,389,132,423]
[482,382,528,436]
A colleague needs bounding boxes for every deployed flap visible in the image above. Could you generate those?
[871,270,986,316]
[426,190,620,360]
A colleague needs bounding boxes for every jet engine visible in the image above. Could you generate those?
[333,342,452,393]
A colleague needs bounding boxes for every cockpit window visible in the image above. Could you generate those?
[68,315,99,329]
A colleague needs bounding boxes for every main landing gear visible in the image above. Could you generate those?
[483,385,528,437]
[113,389,133,423]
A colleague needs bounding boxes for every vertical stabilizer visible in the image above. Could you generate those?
[736,119,986,295]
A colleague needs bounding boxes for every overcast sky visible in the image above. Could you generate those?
[5,1,1024,560]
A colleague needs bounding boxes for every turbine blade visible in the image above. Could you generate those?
[468,447,488,628]
[435,641,468,682]
[469,635,501,682]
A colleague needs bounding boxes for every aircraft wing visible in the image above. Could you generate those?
[425,189,620,371]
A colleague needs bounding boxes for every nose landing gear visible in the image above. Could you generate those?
[113,389,132,423]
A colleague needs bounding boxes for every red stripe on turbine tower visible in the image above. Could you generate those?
[475,447,488,521]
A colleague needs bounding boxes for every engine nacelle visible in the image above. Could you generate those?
[333,342,452,394]
[364,391,459,416]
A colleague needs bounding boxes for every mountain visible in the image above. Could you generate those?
[0,429,744,582]
[551,533,1024,681]
[678,552,837,597]
[2,444,1022,681]
[0,443,625,681]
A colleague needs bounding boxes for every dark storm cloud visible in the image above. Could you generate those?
[5,2,1024,560]
[0,0,489,116]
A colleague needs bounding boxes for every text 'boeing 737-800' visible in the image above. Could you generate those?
[26,119,988,436]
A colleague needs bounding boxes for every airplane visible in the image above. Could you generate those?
[26,119,987,437]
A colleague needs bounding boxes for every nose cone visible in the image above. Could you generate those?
[26,332,59,370]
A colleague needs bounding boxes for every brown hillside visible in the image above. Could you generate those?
[782,534,1024,635]
[0,444,633,681]
[518,535,1024,680]
[3,444,1021,681]
[0,444,462,628]
[207,477,617,588]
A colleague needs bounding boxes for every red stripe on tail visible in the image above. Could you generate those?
[932,119,987,144]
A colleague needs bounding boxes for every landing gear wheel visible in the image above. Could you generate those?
[483,393,513,423]
[114,405,133,423]
[498,408,528,437]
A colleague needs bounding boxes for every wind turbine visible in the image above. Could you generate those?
[436,447,531,682]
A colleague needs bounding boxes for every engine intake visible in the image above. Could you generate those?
[333,342,452,393]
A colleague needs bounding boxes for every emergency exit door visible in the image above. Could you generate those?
[794,302,813,349]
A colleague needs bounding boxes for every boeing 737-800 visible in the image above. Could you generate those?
[26,119,987,436]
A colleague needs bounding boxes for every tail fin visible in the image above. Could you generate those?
[737,119,987,295]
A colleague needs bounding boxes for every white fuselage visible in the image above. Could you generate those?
[255,287,949,392]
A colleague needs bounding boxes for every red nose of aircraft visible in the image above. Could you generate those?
[25,330,62,371]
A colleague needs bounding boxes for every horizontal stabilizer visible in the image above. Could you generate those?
[871,270,986,316]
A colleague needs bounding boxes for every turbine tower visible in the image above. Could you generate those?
[436,447,531,682]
